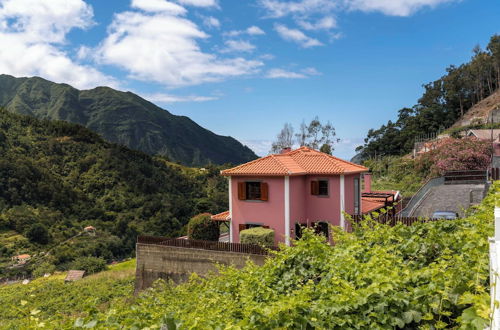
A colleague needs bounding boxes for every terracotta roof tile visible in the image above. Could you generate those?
[361,198,385,214]
[222,146,368,176]
[211,211,231,221]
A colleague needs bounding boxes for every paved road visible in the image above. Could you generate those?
[410,183,487,218]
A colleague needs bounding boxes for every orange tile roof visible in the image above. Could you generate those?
[15,254,31,259]
[211,210,231,221]
[361,198,385,214]
[221,146,368,176]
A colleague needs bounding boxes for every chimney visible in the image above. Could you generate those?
[281,147,292,154]
[363,173,372,193]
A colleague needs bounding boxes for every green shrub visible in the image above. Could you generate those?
[25,223,50,245]
[69,256,107,275]
[32,262,56,278]
[187,213,220,241]
[240,227,275,247]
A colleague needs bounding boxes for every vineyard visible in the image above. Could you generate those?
[0,183,497,328]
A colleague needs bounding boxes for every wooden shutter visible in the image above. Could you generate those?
[238,182,246,200]
[260,182,269,201]
[239,224,247,232]
[311,180,319,195]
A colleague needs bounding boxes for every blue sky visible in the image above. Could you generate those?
[0,0,498,159]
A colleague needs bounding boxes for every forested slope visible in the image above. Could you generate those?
[358,34,500,159]
[0,109,228,277]
[0,74,257,166]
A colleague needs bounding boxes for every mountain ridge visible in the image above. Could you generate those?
[0,74,257,166]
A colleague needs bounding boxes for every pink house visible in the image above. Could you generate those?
[211,147,371,245]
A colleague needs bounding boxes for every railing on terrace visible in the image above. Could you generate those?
[137,236,277,255]
[443,170,488,184]
[347,214,453,232]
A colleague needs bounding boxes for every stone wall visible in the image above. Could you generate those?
[135,243,268,292]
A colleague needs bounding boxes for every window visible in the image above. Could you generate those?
[318,180,328,196]
[311,179,329,196]
[246,182,261,200]
[238,181,269,201]
[354,178,360,214]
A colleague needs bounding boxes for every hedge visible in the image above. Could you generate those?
[187,213,220,241]
[240,227,275,247]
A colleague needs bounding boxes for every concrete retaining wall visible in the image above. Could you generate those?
[135,243,268,292]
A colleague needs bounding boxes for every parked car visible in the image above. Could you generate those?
[432,211,459,220]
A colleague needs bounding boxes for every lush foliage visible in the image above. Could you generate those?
[240,227,275,247]
[69,257,107,275]
[0,184,495,328]
[364,137,492,196]
[59,183,495,329]
[0,109,229,279]
[363,156,424,196]
[416,137,492,176]
[187,213,220,241]
[358,34,500,159]
[0,74,256,166]
[0,260,136,328]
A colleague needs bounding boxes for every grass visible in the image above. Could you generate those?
[0,259,136,328]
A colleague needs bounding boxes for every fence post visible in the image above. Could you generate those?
[490,207,500,329]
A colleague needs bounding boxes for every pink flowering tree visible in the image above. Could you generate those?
[416,137,492,177]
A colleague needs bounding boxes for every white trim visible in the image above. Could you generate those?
[284,176,290,246]
[340,175,345,230]
[228,176,233,243]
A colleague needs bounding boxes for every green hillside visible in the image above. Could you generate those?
[357,34,500,159]
[0,109,228,278]
[1,184,495,329]
[0,74,257,166]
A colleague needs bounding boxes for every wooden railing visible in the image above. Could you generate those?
[443,170,487,183]
[137,236,276,255]
[348,214,452,230]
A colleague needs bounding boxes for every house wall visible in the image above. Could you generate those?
[231,176,285,245]
[303,175,341,227]
[344,174,361,216]
[290,176,307,239]
[230,174,362,244]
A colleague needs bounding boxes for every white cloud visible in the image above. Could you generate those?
[202,15,220,29]
[345,0,458,16]
[0,0,116,89]
[96,6,262,87]
[221,40,256,53]
[246,26,266,35]
[144,92,219,103]
[225,25,266,37]
[274,24,323,48]
[260,0,458,18]
[176,0,218,7]
[265,67,321,79]
[259,0,338,18]
[132,0,187,14]
[298,16,336,30]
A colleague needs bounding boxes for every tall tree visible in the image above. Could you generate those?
[270,123,294,153]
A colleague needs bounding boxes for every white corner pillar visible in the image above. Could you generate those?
[228,176,233,243]
[340,175,345,230]
[284,176,290,246]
